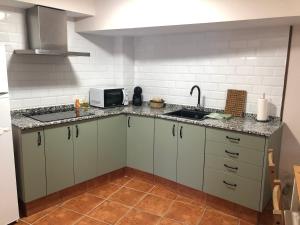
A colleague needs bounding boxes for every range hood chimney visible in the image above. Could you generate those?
[14,6,90,56]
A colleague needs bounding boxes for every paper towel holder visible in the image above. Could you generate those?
[256,93,270,122]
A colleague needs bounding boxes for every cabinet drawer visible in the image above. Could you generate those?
[206,140,264,166]
[206,128,265,150]
[204,168,261,210]
[205,154,263,181]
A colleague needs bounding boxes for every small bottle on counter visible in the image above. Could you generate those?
[75,98,81,110]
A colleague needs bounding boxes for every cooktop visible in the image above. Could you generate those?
[25,110,95,122]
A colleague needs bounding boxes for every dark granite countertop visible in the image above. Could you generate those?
[11,103,282,137]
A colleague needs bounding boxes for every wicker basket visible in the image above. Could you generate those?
[149,100,165,109]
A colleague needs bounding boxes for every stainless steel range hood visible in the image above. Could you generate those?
[14,6,90,57]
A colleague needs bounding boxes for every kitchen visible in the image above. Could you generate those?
[0,1,300,225]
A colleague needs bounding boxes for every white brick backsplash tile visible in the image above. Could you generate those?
[236,66,254,75]
[230,40,247,48]
[254,67,274,76]
[188,66,204,74]
[263,76,284,86]
[228,57,245,66]
[273,67,286,76]
[134,26,289,116]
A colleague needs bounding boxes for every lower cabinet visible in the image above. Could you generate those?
[44,125,74,194]
[204,128,268,211]
[154,119,178,182]
[14,114,279,213]
[15,130,46,203]
[98,115,126,175]
[127,116,155,174]
[204,168,261,210]
[73,120,98,184]
[177,123,205,190]
[154,119,205,190]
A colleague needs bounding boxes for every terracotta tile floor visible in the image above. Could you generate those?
[16,176,273,225]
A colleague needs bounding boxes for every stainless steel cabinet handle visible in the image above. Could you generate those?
[224,164,238,171]
[225,150,239,157]
[180,126,183,139]
[37,132,41,146]
[76,125,79,138]
[128,117,131,128]
[172,124,175,136]
[226,136,240,143]
[223,180,237,188]
[67,127,71,140]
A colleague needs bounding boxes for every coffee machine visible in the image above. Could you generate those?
[132,86,143,106]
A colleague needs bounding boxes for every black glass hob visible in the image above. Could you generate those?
[25,110,95,122]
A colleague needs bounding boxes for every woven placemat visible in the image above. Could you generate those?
[225,89,247,117]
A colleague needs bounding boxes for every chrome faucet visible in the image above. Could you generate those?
[190,85,201,108]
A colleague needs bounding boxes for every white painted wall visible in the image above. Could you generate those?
[134,27,289,116]
[0,6,116,109]
[280,25,300,186]
[11,0,96,16]
[76,0,300,33]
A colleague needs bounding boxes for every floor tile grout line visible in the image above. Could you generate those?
[71,213,85,225]
[147,183,158,193]
[113,206,133,225]
[20,175,252,225]
[161,199,176,218]
[31,206,82,225]
[59,204,111,225]
[84,180,128,216]
[29,204,63,225]
[31,176,132,225]
[18,219,31,225]
[75,214,111,225]
[196,206,207,225]
[159,217,185,225]
[82,177,138,224]
[205,205,241,220]
[111,177,163,225]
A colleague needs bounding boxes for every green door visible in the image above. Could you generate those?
[154,119,178,182]
[73,120,98,184]
[177,123,205,190]
[98,115,126,175]
[21,130,46,202]
[44,125,74,194]
[127,116,154,174]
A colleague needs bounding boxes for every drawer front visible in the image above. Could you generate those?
[204,168,261,210]
[205,154,263,181]
[206,140,265,166]
[206,128,265,150]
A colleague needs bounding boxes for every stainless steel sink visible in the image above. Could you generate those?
[164,109,210,120]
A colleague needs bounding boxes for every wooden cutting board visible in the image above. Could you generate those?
[225,89,247,117]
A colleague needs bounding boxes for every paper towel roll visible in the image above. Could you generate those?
[257,94,269,121]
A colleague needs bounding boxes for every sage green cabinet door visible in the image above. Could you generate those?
[127,116,154,174]
[98,115,126,175]
[44,125,74,194]
[154,119,178,182]
[73,120,98,184]
[21,130,46,202]
[177,123,205,190]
